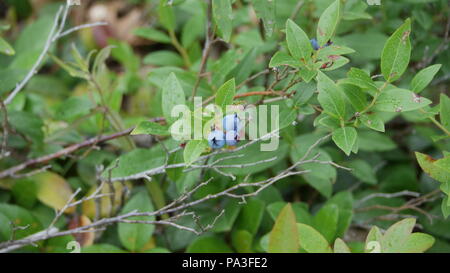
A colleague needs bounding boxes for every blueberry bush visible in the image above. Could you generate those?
[0,0,449,253]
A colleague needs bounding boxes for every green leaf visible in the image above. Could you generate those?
[227,49,257,85]
[359,113,385,132]
[12,14,53,69]
[317,0,341,46]
[107,147,165,179]
[0,69,27,96]
[290,133,336,198]
[317,45,355,59]
[373,88,431,112]
[8,111,44,144]
[182,15,205,48]
[268,204,299,253]
[0,212,12,242]
[347,159,377,185]
[51,54,87,79]
[365,226,383,253]
[212,50,239,87]
[297,223,332,253]
[251,0,276,37]
[118,190,155,252]
[440,94,450,131]
[211,200,241,232]
[166,149,184,181]
[416,152,450,183]
[411,64,441,93]
[286,19,313,62]
[346,68,378,92]
[162,73,186,124]
[333,238,351,253]
[0,37,15,55]
[332,127,357,156]
[215,78,235,112]
[158,0,175,31]
[269,51,301,68]
[313,204,339,243]
[381,19,412,82]
[184,140,208,166]
[187,235,233,253]
[340,84,368,112]
[267,202,312,225]
[212,0,233,42]
[236,199,265,235]
[326,193,353,238]
[442,196,450,219]
[399,233,435,253]
[382,218,415,253]
[143,51,184,67]
[0,204,42,240]
[317,71,346,119]
[134,27,171,43]
[232,229,253,253]
[357,131,396,152]
[131,121,170,136]
[92,46,113,80]
[298,66,318,83]
[11,179,37,209]
[56,96,93,122]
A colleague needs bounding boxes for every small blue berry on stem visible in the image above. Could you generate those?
[223,113,241,132]
[208,130,226,149]
[310,38,320,50]
[225,130,239,146]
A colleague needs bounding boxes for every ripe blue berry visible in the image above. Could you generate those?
[225,130,239,146]
[310,38,320,51]
[223,113,240,132]
[207,130,226,149]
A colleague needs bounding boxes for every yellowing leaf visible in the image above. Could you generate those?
[82,181,130,219]
[268,203,299,253]
[416,152,450,183]
[333,238,351,253]
[33,172,75,214]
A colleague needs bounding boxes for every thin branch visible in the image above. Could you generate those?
[55,22,108,40]
[0,132,344,252]
[191,0,215,100]
[4,7,64,104]
[0,101,11,159]
[3,3,108,105]
[356,190,421,207]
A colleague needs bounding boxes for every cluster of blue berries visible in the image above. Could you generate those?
[207,114,241,149]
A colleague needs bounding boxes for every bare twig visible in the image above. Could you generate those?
[356,190,421,207]
[3,2,108,105]
[0,130,341,252]
[0,117,165,179]
[191,0,215,100]
[0,101,11,159]
[55,22,108,40]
